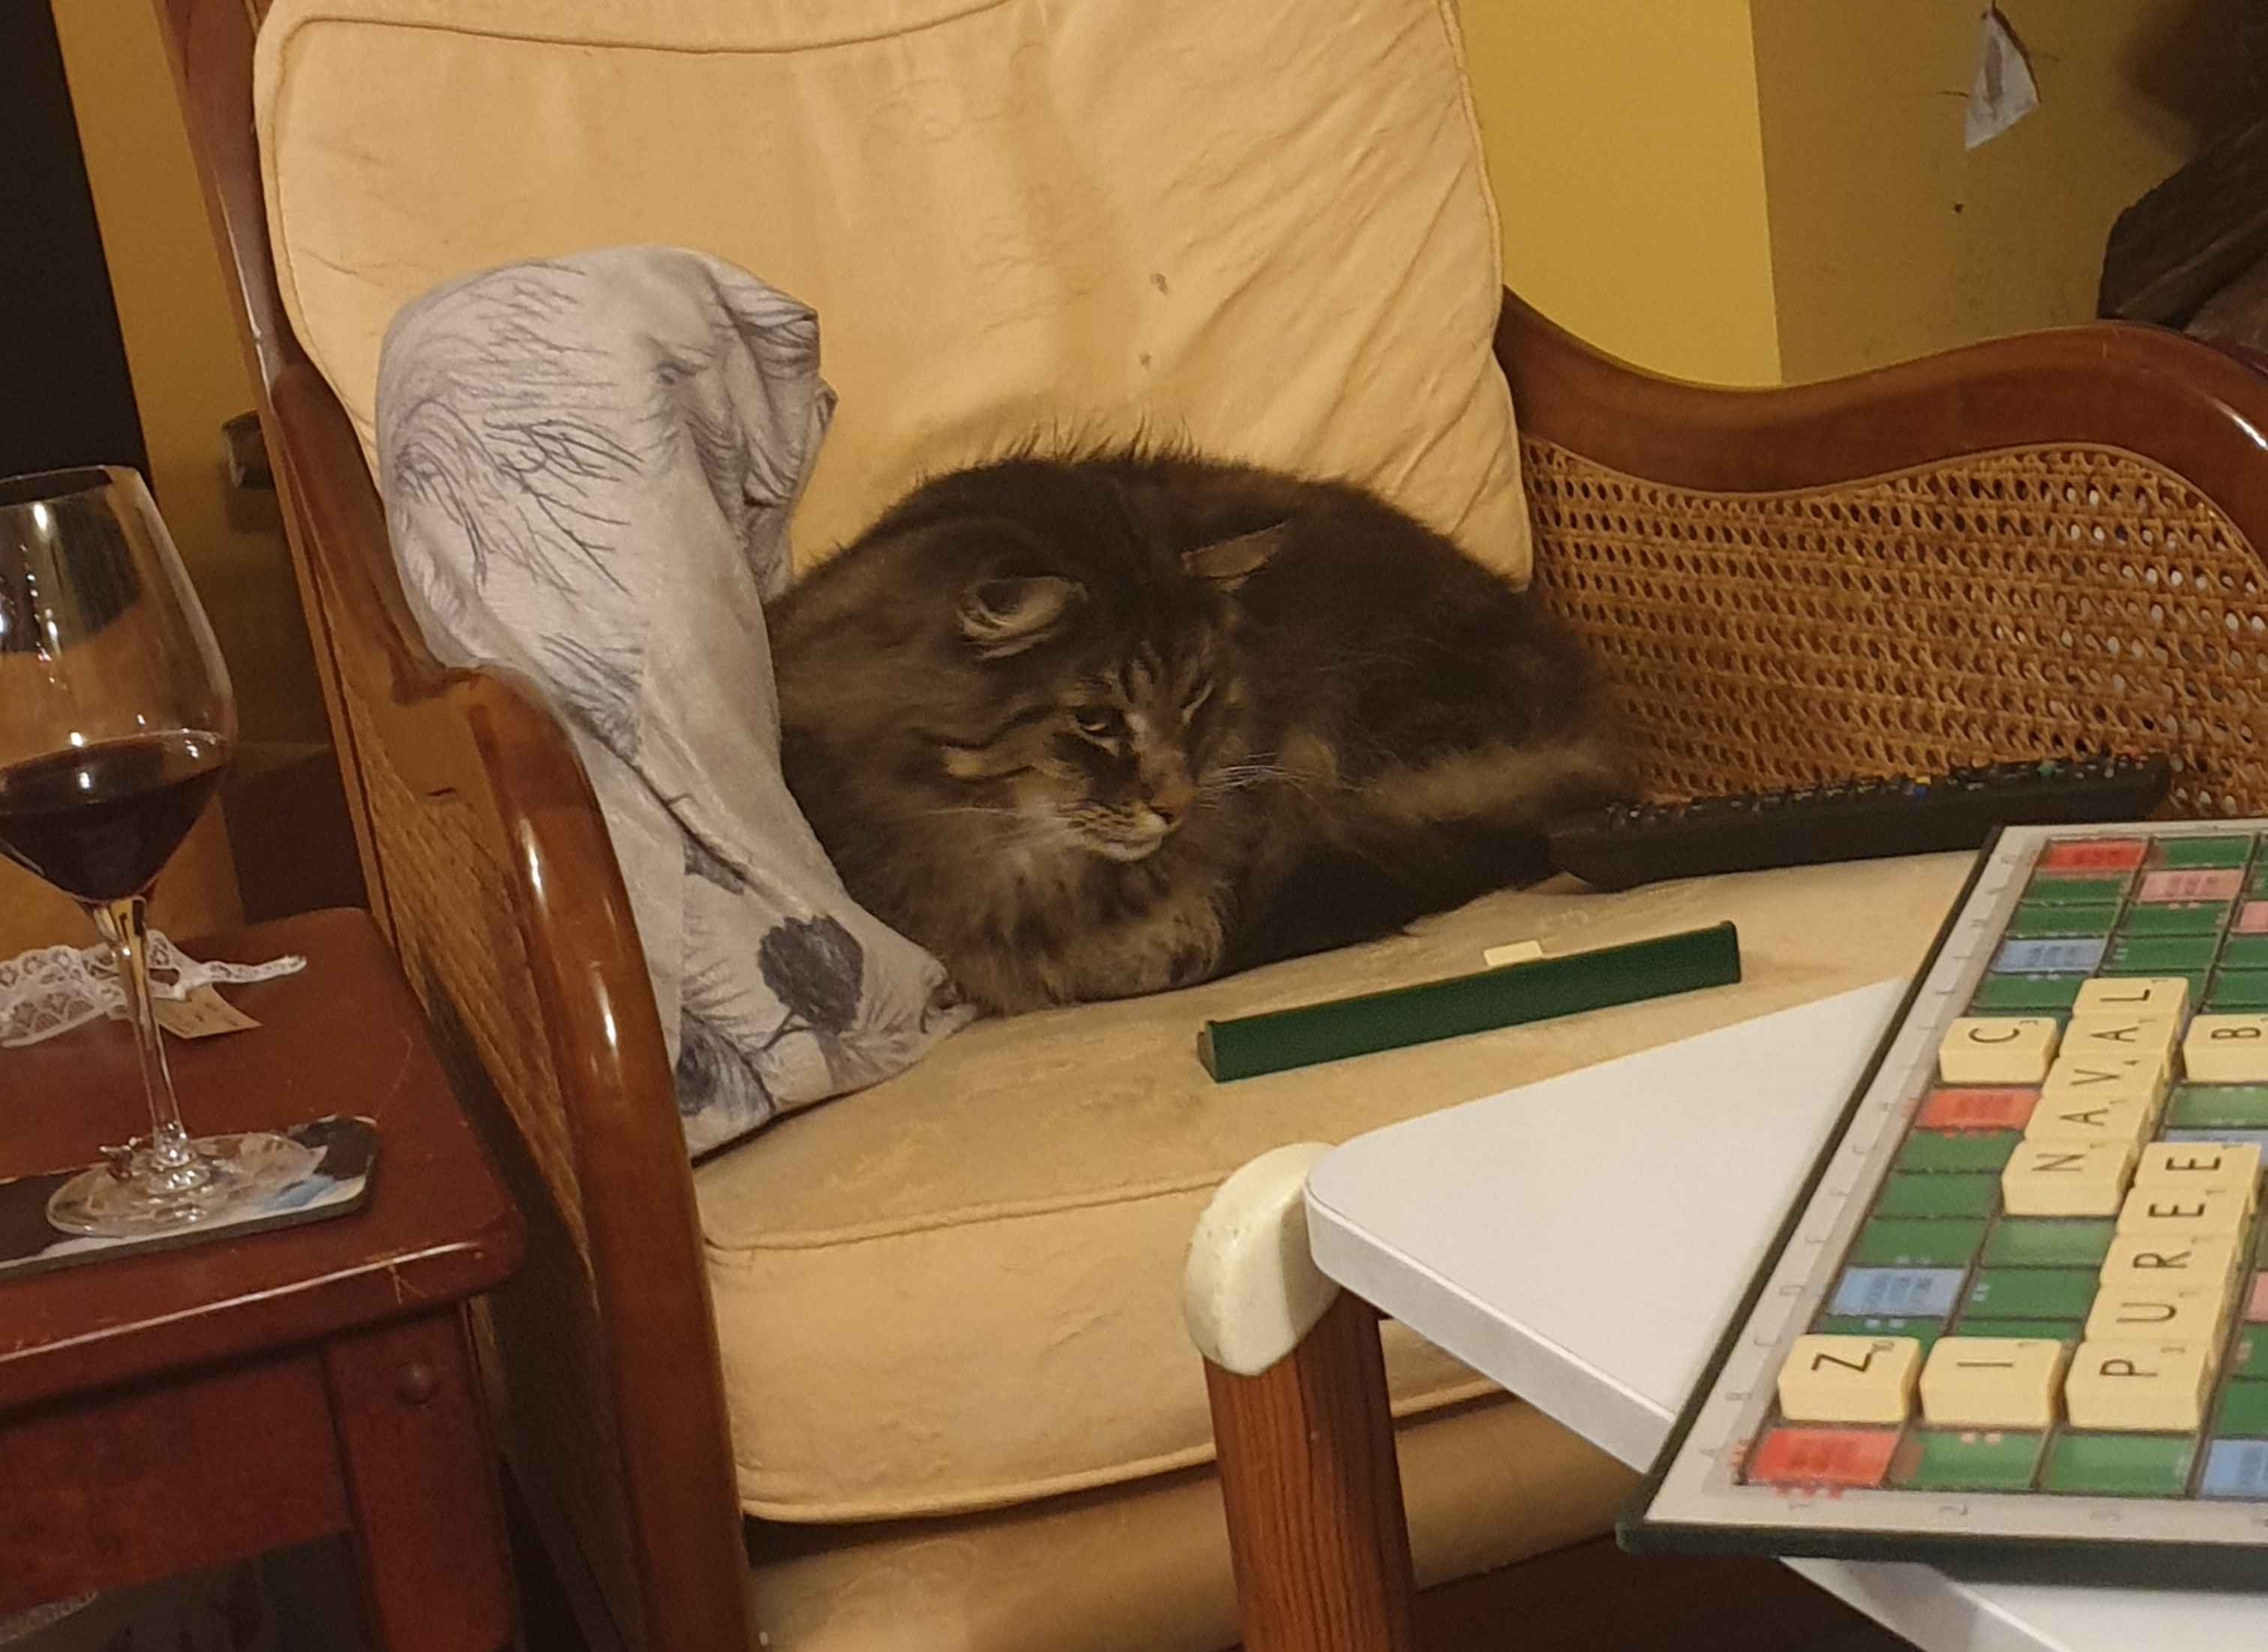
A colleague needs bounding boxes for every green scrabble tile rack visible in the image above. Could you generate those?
[1628,820,2268,1585]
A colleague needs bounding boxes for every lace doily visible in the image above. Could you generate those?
[0,931,304,1048]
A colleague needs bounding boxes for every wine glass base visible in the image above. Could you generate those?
[46,1131,326,1239]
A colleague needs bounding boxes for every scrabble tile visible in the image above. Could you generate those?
[2007,901,2120,938]
[2074,976,2192,1019]
[2040,840,2147,873]
[2200,1439,2268,1500]
[2186,1015,2268,1083]
[2060,1013,2182,1062]
[1963,1267,2099,1323]
[2252,1273,2268,1323]
[2166,1085,2268,1128]
[2135,1141,2262,1208]
[2234,1329,2268,1380]
[2101,1233,2242,1291]
[2084,1284,2230,1347]
[2108,935,2222,974]
[2100,967,2210,1002]
[1982,1218,2116,1269]
[1899,1131,2022,1173]
[2064,1341,2216,1431]
[1916,1088,2037,1132]
[1939,1017,2060,1084]
[2237,901,2268,936]
[2138,869,2245,903]
[2022,1095,2156,1150]
[1918,1337,2066,1428]
[1778,1335,1922,1424]
[2120,901,2233,936]
[2208,972,2268,1011]
[1875,1171,1999,1220]
[2116,1185,2251,1239]
[1993,939,2108,975]
[2218,1381,2268,1437]
[1816,1315,1946,1353]
[2158,836,2255,869]
[1744,1426,1899,1488]
[1830,1268,1966,1319]
[2042,1431,2195,1496]
[1970,975,2084,1013]
[2025,873,2132,904]
[2000,1139,2136,1216]
[1890,1428,2046,1492]
[1851,1217,1988,1269]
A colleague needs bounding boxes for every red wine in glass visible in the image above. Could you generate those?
[0,466,318,1238]
[0,731,233,904]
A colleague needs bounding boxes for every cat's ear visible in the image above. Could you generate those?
[958,575,1085,657]
[1186,523,1289,590]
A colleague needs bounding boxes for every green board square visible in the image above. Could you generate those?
[2027,873,2132,906]
[2122,902,2233,937]
[2008,901,2120,939]
[2108,936,2222,972]
[1816,1314,1944,1352]
[2167,1085,2268,1128]
[1892,1429,2046,1492]
[1963,1267,2098,1321]
[2233,1331,2268,1380]
[1852,1217,1988,1269]
[1898,1131,2021,1173]
[2099,967,2210,1000]
[1970,975,2084,1013]
[2044,1432,2197,1496]
[1982,1218,2116,1269]
[2161,837,2256,869]
[1951,1316,2083,1343]
[1877,1173,1999,1220]
[2210,972,2268,1012]
[2224,935,2268,969]
[2218,1382,2268,1437]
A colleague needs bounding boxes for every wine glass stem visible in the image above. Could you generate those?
[91,897,203,1187]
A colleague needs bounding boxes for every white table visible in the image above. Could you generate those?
[1304,982,2268,1652]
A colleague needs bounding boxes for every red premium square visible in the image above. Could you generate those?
[1916,1087,2038,1131]
[1745,1426,1899,1488]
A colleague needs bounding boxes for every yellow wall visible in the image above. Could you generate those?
[1750,0,2246,384]
[1460,0,1782,386]
[50,0,328,752]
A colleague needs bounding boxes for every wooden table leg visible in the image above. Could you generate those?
[323,1310,515,1652]
[1204,1293,1417,1652]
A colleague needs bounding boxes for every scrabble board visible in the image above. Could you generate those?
[1626,822,2268,1585]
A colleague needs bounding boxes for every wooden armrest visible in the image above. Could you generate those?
[1496,293,2268,808]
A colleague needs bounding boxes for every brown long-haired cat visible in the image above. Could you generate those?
[769,448,1633,1015]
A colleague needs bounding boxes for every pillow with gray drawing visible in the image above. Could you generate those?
[374,247,972,1158]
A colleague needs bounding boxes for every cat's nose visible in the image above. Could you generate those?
[1148,775,1196,824]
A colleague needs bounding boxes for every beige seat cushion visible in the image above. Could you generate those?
[701,852,1974,1521]
[750,1397,1633,1652]
[254,0,1531,578]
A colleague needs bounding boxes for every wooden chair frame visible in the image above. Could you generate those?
[154,2,2268,1647]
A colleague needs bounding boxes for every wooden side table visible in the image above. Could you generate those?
[0,908,524,1650]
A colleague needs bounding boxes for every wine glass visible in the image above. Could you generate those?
[0,466,318,1237]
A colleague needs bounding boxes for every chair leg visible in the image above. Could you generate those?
[1186,1144,1416,1652]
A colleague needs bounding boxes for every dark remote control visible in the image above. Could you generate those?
[1546,754,2175,891]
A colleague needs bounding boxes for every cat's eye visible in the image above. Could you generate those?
[1072,707,1124,741]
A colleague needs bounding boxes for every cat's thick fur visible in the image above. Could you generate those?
[769,449,1633,1015]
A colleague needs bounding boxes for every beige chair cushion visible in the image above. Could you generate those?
[750,1398,1633,1652]
[700,852,1974,1521]
[254,0,1532,579]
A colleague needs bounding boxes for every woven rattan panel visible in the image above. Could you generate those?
[340,677,592,1261]
[1524,438,2268,816]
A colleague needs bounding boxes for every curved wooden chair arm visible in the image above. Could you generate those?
[1186,1146,1416,1652]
